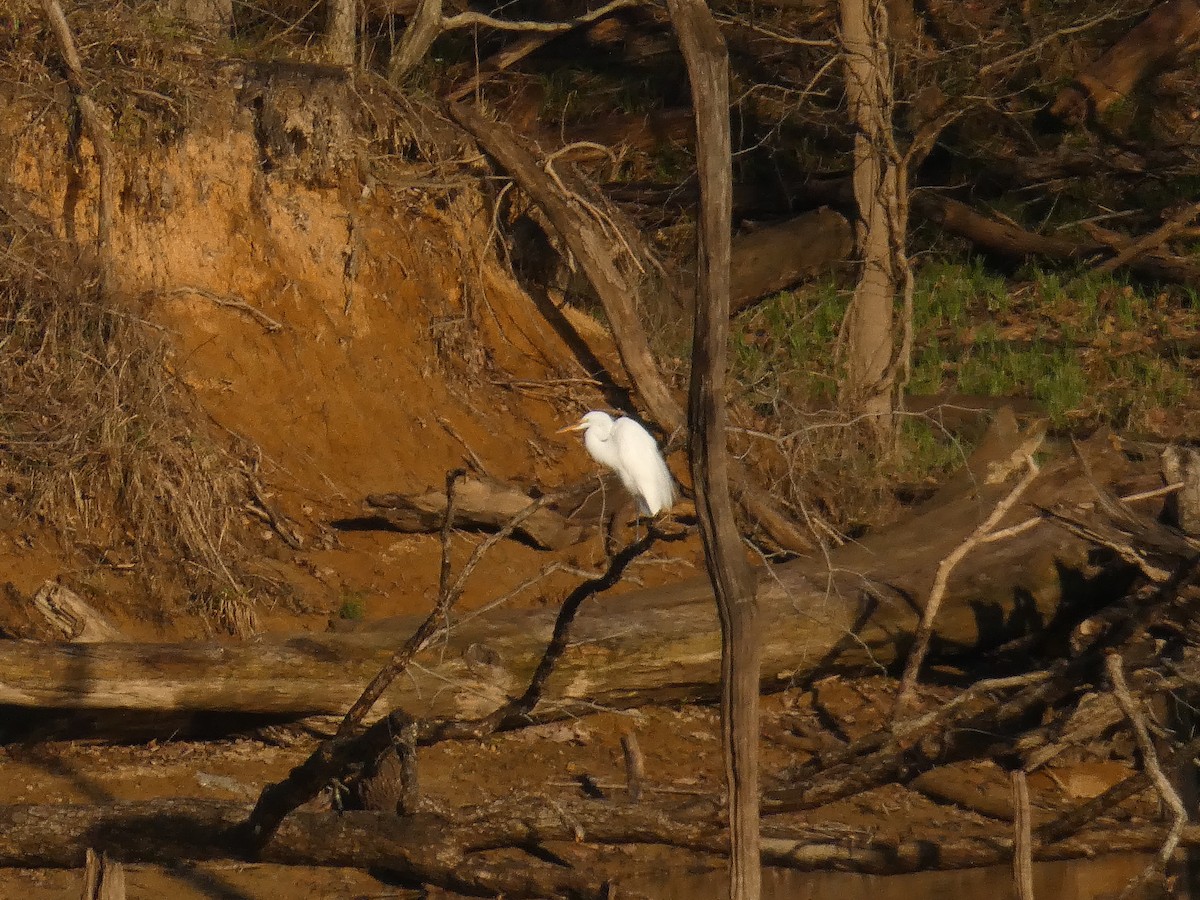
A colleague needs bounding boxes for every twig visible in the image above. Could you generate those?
[1011,771,1035,900]
[163,287,284,333]
[1106,653,1189,898]
[436,416,492,479]
[1092,199,1200,276]
[443,0,643,33]
[894,450,1042,715]
[337,474,544,735]
[621,730,645,803]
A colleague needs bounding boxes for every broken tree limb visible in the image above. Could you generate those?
[242,528,679,852]
[1049,0,1200,124]
[914,194,1200,286]
[450,101,677,432]
[364,475,586,550]
[0,421,1149,737]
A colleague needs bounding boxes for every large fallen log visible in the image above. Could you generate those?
[1049,0,1200,124]
[0,796,1191,879]
[0,419,1151,735]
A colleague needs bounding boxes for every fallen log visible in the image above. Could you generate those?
[665,209,852,319]
[0,418,1152,739]
[363,476,588,550]
[914,194,1200,286]
[1049,0,1200,124]
[0,796,1190,879]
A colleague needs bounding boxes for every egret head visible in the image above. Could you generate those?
[555,410,615,437]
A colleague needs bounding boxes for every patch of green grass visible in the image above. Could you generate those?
[338,589,369,621]
[899,417,971,477]
[913,257,1009,329]
[730,279,847,407]
[957,340,1088,426]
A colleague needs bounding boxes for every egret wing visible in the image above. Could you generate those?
[611,418,675,515]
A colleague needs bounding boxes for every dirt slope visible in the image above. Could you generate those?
[0,68,702,637]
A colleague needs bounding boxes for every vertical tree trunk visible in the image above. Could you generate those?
[389,0,444,81]
[839,0,901,428]
[665,2,762,898]
[325,0,357,67]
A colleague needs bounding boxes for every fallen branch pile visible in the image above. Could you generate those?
[3,415,1200,895]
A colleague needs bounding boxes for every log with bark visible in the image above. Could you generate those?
[0,795,1196,880]
[362,475,592,550]
[1049,0,1200,124]
[0,416,1158,739]
[913,194,1200,286]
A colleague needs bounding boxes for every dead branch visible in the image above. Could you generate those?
[1106,652,1189,897]
[365,476,585,550]
[1011,772,1035,900]
[1090,199,1200,276]
[1049,0,1200,123]
[339,470,536,734]
[242,527,672,853]
[894,447,1042,713]
[914,195,1200,286]
[443,0,643,34]
[2,796,1200,882]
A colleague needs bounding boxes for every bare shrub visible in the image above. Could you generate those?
[0,204,258,633]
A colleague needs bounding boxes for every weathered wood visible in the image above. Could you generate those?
[32,582,124,644]
[1050,0,1200,124]
[0,425,1142,738]
[365,476,586,549]
[667,0,762,896]
[0,796,1196,878]
[80,848,125,900]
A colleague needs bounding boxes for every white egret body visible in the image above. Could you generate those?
[558,411,675,516]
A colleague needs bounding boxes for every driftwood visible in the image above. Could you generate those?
[1049,0,1200,124]
[0,419,1153,735]
[364,476,587,550]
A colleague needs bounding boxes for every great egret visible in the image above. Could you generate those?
[558,411,675,516]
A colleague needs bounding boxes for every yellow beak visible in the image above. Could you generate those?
[556,421,586,434]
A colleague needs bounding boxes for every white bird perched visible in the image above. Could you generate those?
[558,411,675,516]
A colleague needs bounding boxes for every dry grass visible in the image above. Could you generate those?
[0,203,258,634]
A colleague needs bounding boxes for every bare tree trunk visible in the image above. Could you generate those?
[166,0,232,37]
[839,0,902,429]
[389,0,444,81]
[665,2,761,898]
[325,0,357,66]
